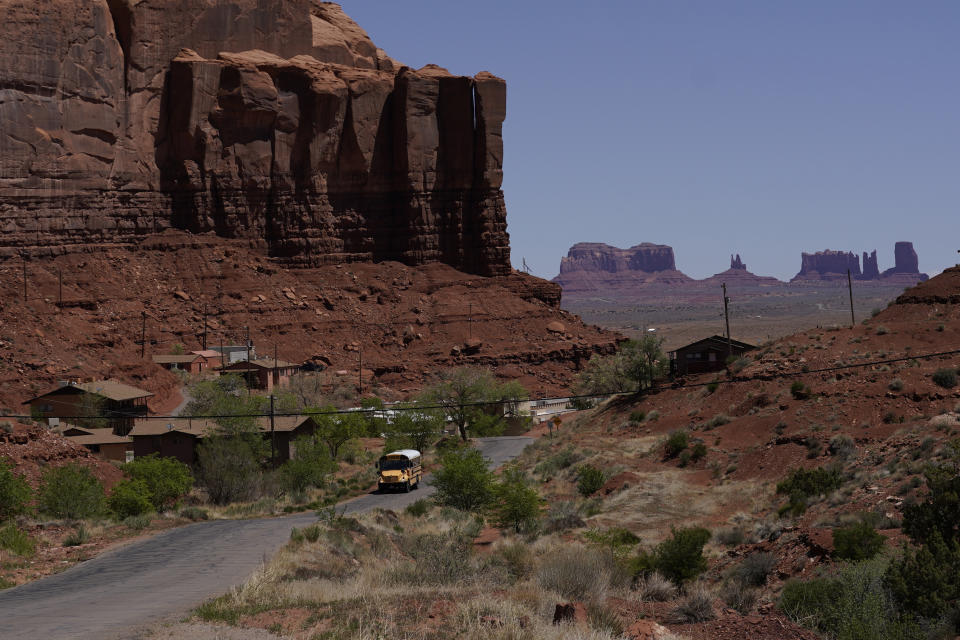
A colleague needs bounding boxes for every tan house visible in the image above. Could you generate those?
[218,359,300,392]
[63,427,133,462]
[24,380,153,435]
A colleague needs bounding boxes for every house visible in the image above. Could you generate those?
[152,354,205,374]
[669,335,757,376]
[209,345,256,365]
[192,350,223,370]
[217,358,300,391]
[62,427,133,462]
[128,415,319,465]
[23,380,153,435]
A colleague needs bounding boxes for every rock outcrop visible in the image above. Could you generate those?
[792,250,861,281]
[730,254,746,270]
[553,242,692,298]
[791,243,927,282]
[862,251,880,279]
[0,1,510,276]
[883,241,922,277]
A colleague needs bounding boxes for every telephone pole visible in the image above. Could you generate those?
[846,269,855,328]
[58,268,63,310]
[202,304,208,350]
[722,283,732,360]
[22,258,27,302]
[140,312,146,358]
[269,394,276,466]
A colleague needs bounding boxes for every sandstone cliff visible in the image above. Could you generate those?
[792,250,861,281]
[553,242,692,297]
[0,1,509,276]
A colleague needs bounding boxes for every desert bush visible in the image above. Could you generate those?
[584,527,640,552]
[708,413,732,428]
[730,552,777,587]
[576,465,606,497]
[776,467,842,516]
[638,571,676,601]
[805,437,823,459]
[729,357,750,374]
[706,381,719,394]
[122,455,193,512]
[0,459,31,521]
[646,409,660,422]
[122,514,151,530]
[432,448,495,511]
[629,410,646,423]
[889,378,905,392]
[196,437,262,505]
[536,546,622,602]
[932,369,958,389]
[533,448,581,480]
[669,582,715,623]
[720,579,758,614]
[630,527,711,585]
[404,499,431,518]
[790,381,811,400]
[875,325,889,335]
[179,506,209,521]
[0,524,35,557]
[828,434,856,459]
[491,469,542,533]
[664,431,689,459]
[279,434,336,494]
[833,521,884,561]
[391,531,473,586]
[108,479,154,519]
[690,442,708,463]
[39,463,105,519]
[715,527,747,547]
[491,541,535,581]
[543,500,585,533]
[64,525,90,547]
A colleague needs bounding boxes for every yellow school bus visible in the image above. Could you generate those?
[377,449,422,493]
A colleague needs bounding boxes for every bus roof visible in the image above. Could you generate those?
[382,449,421,460]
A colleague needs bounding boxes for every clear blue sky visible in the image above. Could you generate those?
[345,1,960,281]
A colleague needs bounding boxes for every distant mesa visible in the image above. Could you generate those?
[554,243,691,296]
[730,254,746,271]
[791,242,927,282]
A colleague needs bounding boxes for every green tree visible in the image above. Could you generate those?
[630,527,711,585]
[833,521,885,561]
[279,433,337,494]
[108,479,153,519]
[78,393,109,430]
[39,464,105,519]
[307,406,366,459]
[432,448,495,511]
[573,336,668,395]
[0,459,31,521]
[491,468,542,533]
[422,368,528,441]
[196,437,262,505]
[122,455,193,512]
[186,375,269,459]
[385,406,445,454]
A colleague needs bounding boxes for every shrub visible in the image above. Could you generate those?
[875,326,889,335]
[720,579,758,614]
[179,506,209,521]
[638,571,676,601]
[536,546,621,601]
[405,499,431,518]
[706,381,719,394]
[122,455,193,512]
[543,501,585,533]
[708,414,731,428]
[0,524,35,557]
[432,448,495,511]
[629,410,646,423]
[828,434,856,459]
[64,525,90,547]
[776,467,842,516]
[490,469,541,533]
[715,527,746,547]
[584,527,640,551]
[790,381,810,400]
[196,437,262,505]
[730,552,777,587]
[664,431,689,459]
[690,442,708,462]
[279,436,336,495]
[669,583,715,623]
[833,521,884,561]
[932,369,958,389]
[889,378,904,392]
[39,463,105,519]
[533,448,581,481]
[0,459,31,521]
[630,527,711,585]
[391,531,473,586]
[492,541,535,581]
[123,514,151,530]
[646,410,660,422]
[108,479,154,519]
[576,465,606,497]
[805,437,822,459]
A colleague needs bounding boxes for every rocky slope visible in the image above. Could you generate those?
[0,1,509,276]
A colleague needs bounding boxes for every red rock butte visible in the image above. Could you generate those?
[0,1,510,276]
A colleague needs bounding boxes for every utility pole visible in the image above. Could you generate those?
[846,269,855,328]
[469,303,473,339]
[245,326,251,395]
[219,335,225,369]
[722,283,732,360]
[22,258,27,303]
[58,268,63,310]
[269,394,276,466]
[140,311,146,358]
[202,304,208,351]
[274,344,279,391]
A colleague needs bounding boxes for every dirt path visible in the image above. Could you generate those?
[0,437,532,640]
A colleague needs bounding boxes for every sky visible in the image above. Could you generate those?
[344,1,960,281]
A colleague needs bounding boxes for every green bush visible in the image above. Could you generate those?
[108,479,154,519]
[730,552,777,587]
[776,467,842,515]
[196,437,262,505]
[122,455,193,512]
[690,442,708,462]
[0,524,35,557]
[179,506,209,521]
[629,527,711,585]
[490,469,541,533]
[706,381,719,394]
[39,464,105,519]
[404,499,431,518]
[279,434,336,494]
[932,369,958,389]
[790,381,810,400]
[664,431,689,459]
[828,435,856,459]
[123,514,151,530]
[64,525,90,547]
[0,459,31,521]
[584,527,640,551]
[629,410,646,423]
[432,448,495,511]
[576,465,606,496]
[708,413,732,428]
[533,448,580,480]
[833,521,884,561]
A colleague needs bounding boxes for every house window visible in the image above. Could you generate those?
[708,353,716,362]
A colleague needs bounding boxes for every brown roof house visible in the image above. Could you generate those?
[669,336,757,376]
[24,380,152,435]
[129,415,319,466]
[218,359,300,392]
[152,353,206,375]
[63,427,133,463]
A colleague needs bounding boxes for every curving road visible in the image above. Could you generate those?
[0,437,532,640]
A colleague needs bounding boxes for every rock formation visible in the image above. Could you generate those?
[553,243,692,298]
[883,241,922,277]
[730,254,746,270]
[792,250,861,281]
[861,251,880,279]
[0,1,510,276]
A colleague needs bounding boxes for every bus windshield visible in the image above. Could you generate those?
[379,458,408,471]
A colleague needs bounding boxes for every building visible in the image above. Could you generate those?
[218,359,300,391]
[192,350,223,368]
[152,354,205,374]
[128,415,319,465]
[209,345,256,365]
[62,427,133,462]
[23,380,153,435]
[669,336,757,376]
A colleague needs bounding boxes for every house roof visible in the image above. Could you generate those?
[65,429,132,446]
[192,350,221,359]
[128,415,315,437]
[672,335,757,353]
[152,354,202,365]
[220,358,298,371]
[24,379,154,404]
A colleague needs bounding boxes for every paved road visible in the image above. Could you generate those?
[0,437,531,640]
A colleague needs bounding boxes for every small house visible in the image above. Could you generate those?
[669,336,756,376]
[218,358,300,391]
[209,345,256,365]
[152,354,205,374]
[63,427,133,462]
[23,380,153,435]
